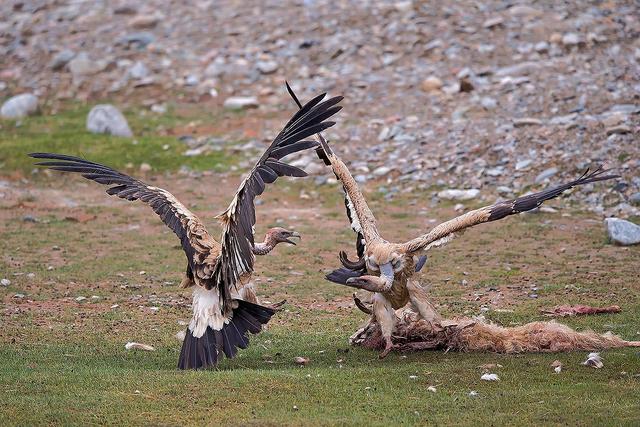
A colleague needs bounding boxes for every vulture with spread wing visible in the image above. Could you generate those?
[287,85,619,358]
[30,91,342,369]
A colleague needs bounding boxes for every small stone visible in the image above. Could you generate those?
[139,163,152,173]
[68,52,108,77]
[482,16,503,29]
[1,93,38,119]
[75,296,87,302]
[86,104,133,137]
[582,352,603,368]
[606,125,631,135]
[175,330,186,341]
[257,60,278,74]
[128,61,150,79]
[427,386,437,393]
[50,50,75,71]
[1,278,10,286]
[495,61,540,77]
[513,117,543,127]
[480,97,497,110]
[515,159,532,170]
[438,189,480,201]
[535,167,558,183]
[22,215,38,223]
[223,96,259,110]
[421,76,443,92]
[605,218,640,246]
[534,41,549,53]
[394,1,413,12]
[480,373,499,381]
[562,33,582,47]
[373,166,392,177]
[128,14,161,29]
[469,391,478,397]
[629,193,640,206]
[13,293,25,299]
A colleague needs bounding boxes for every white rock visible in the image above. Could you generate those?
[515,159,532,170]
[605,218,640,246]
[125,342,155,351]
[0,278,10,286]
[128,61,150,79]
[139,163,152,173]
[223,96,259,110]
[86,104,133,137]
[438,189,480,201]
[1,93,38,119]
[480,373,499,381]
[562,33,582,46]
[175,330,186,341]
[257,60,278,74]
[582,352,603,368]
[535,167,558,183]
[75,296,87,302]
[373,166,392,177]
[68,52,108,77]
[427,386,437,393]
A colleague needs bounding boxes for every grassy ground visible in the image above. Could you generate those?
[1,104,639,426]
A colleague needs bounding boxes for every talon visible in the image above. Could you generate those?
[379,338,394,359]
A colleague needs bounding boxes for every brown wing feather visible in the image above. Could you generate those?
[29,153,219,285]
[212,93,343,310]
[401,166,620,254]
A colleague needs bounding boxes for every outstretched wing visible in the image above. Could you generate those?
[29,153,219,286]
[401,166,620,254]
[286,83,378,260]
[212,93,343,308]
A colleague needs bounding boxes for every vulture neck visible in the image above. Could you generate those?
[253,233,278,256]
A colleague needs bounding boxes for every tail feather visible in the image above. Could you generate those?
[178,300,275,370]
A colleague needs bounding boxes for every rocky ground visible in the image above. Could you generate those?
[1,1,639,216]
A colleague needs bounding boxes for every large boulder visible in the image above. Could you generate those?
[605,218,640,246]
[1,93,38,119]
[86,104,133,137]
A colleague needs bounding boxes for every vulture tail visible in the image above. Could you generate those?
[178,300,275,370]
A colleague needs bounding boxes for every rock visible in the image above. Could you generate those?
[480,97,497,110]
[68,52,108,77]
[373,166,392,177]
[117,32,155,48]
[294,356,310,365]
[438,189,480,201]
[606,125,631,135]
[256,60,278,74]
[394,1,413,13]
[508,5,541,18]
[420,76,443,92]
[629,193,640,206]
[605,218,640,246]
[482,16,503,29]
[534,41,549,53]
[223,96,259,110]
[50,49,75,70]
[128,14,161,29]
[562,33,582,47]
[139,163,152,172]
[128,61,150,79]
[515,159,532,170]
[86,104,133,137]
[0,278,10,286]
[1,93,38,119]
[513,117,543,127]
[480,373,499,381]
[495,61,540,77]
[535,167,558,183]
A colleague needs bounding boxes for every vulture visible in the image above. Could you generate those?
[29,91,343,369]
[287,83,620,358]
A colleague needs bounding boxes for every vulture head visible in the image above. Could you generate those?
[267,227,301,246]
[345,243,408,291]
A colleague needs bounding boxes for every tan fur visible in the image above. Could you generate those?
[351,308,640,353]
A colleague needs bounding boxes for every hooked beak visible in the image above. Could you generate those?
[284,231,301,245]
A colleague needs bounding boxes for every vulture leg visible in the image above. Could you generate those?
[237,281,259,304]
[372,293,396,358]
[407,280,442,324]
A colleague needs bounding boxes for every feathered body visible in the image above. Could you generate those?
[30,90,343,369]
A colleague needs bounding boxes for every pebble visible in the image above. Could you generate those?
[128,14,162,29]
[515,159,532,170]
[482,16,503,29]
[513,117,543,127]
[629,193,640,206]
[50,50,75,71]
[562,33,582,46]
[68,52,108,77]
[373,166,392,177]
[535,167,558,183]
[480,97,497,110]
[86,104,133,137]
[1,93,38,119]
[257,60,278,74]
[223,96,259,110]
[438,189,480,201]
[606,125,631,135]
[605,218,640,246]
[128,61,150,79]
[139,163,152,172]
[1,278,10,286]
[480,373,499,381]
[420,76,443,92]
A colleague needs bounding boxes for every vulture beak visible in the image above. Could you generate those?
[284,231,301,245]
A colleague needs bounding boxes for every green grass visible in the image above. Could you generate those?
[1,105,640,425]
[0,103,235,173]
